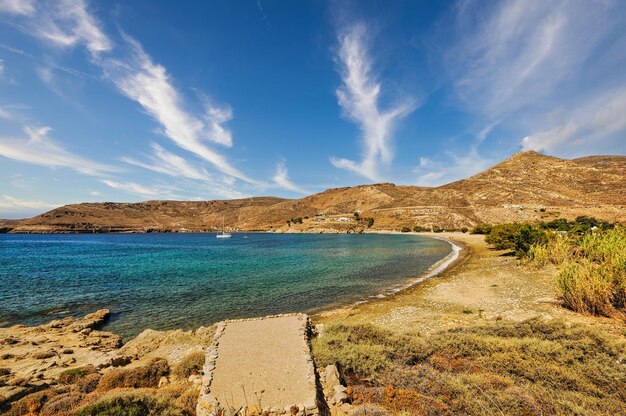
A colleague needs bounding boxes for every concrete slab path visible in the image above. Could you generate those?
[197,314,320,415]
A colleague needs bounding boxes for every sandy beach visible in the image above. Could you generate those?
[314,232,621,334]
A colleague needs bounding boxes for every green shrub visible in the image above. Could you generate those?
[173,351,205,379]
[432,226,443,233]
[526,226,625,316]
[401,226,411,233]
[541,218,572,231]
[98,358,169,391]
[557,260,616,316]
[470,224,492,234]
[366,218,375,228]
[413,226,428,232]
[485,223,547,256]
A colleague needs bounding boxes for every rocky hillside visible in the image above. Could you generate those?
[1,151,624,233]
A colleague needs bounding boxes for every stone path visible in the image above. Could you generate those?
[197,314,320,416]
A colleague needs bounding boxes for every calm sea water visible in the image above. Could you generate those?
[0,233,450,339]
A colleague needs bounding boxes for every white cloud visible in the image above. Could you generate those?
[522,88,626,153]
[199,93,234,147]
[445,0,617,119]
[272,161,308,194]
[35,66,66,99]
[16,0,112,55]
[0,125,118,175]
[413,148,493,186]
[100,35,258,184]
[0,106,12,119]
[330,23,415,181]
[100,179,170,199]
[121,142,213,182]
[0,194,57,210]
[1,1,262,192]
[0,0,35,16]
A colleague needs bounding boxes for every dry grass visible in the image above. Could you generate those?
[172,351,205,379]
[74,389,189,416]
[6,387,85,416]
[97,358,170,391]
[313,319,626,415]
[58,365,97,385]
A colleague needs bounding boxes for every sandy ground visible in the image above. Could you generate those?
[209,315,314,410]
[314,232,618,334]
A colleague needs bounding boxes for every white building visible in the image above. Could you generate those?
[337,217,350,222]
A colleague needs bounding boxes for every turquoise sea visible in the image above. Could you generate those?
[0,233,451,339]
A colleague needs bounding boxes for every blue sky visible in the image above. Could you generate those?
[0,0,625,218]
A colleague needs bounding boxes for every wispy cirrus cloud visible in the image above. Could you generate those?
[272,161,308,194]
[121,142,212,182]
[34,0,110,55]
[413,148,493,186]
[98,35,255,183]
[0,0,35,16]
[0,125,118,176]
[0,194,57,210]
[522,88,626,154]
[100,179,170,199]
[446,0,607,118]
[0,106,12,119]
[443,0,626,153]
[330,23,416,182]
[0,1,261,184]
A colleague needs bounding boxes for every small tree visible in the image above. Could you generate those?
[401,226,411,233]
[470,224,493,234]
[366,218,374,228]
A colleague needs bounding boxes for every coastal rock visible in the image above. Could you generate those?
[69,309,111,332]
[110,355,133,367]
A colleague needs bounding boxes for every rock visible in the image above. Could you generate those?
[158,376,170,387]
[304,397,317,410]
[70,309,110,332]
[83,309,111,326]
[1,337,19,345]
[333,391,348,405]
[110,355,133,367]
[46,317,74,329]
[334,385,347,394]
[188,374,202,385]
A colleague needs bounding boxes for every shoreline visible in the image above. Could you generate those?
[342,233,464,308]
[312,232,470,321]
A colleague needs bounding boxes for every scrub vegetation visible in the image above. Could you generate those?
[313,320,626,415]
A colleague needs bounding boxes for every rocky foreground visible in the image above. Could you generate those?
[0,310,213,409]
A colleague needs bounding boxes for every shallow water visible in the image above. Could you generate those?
[0,233,450,339]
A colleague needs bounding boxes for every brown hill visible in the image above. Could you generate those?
[1,151,624,233]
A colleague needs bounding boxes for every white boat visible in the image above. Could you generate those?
[216,215,232,239]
